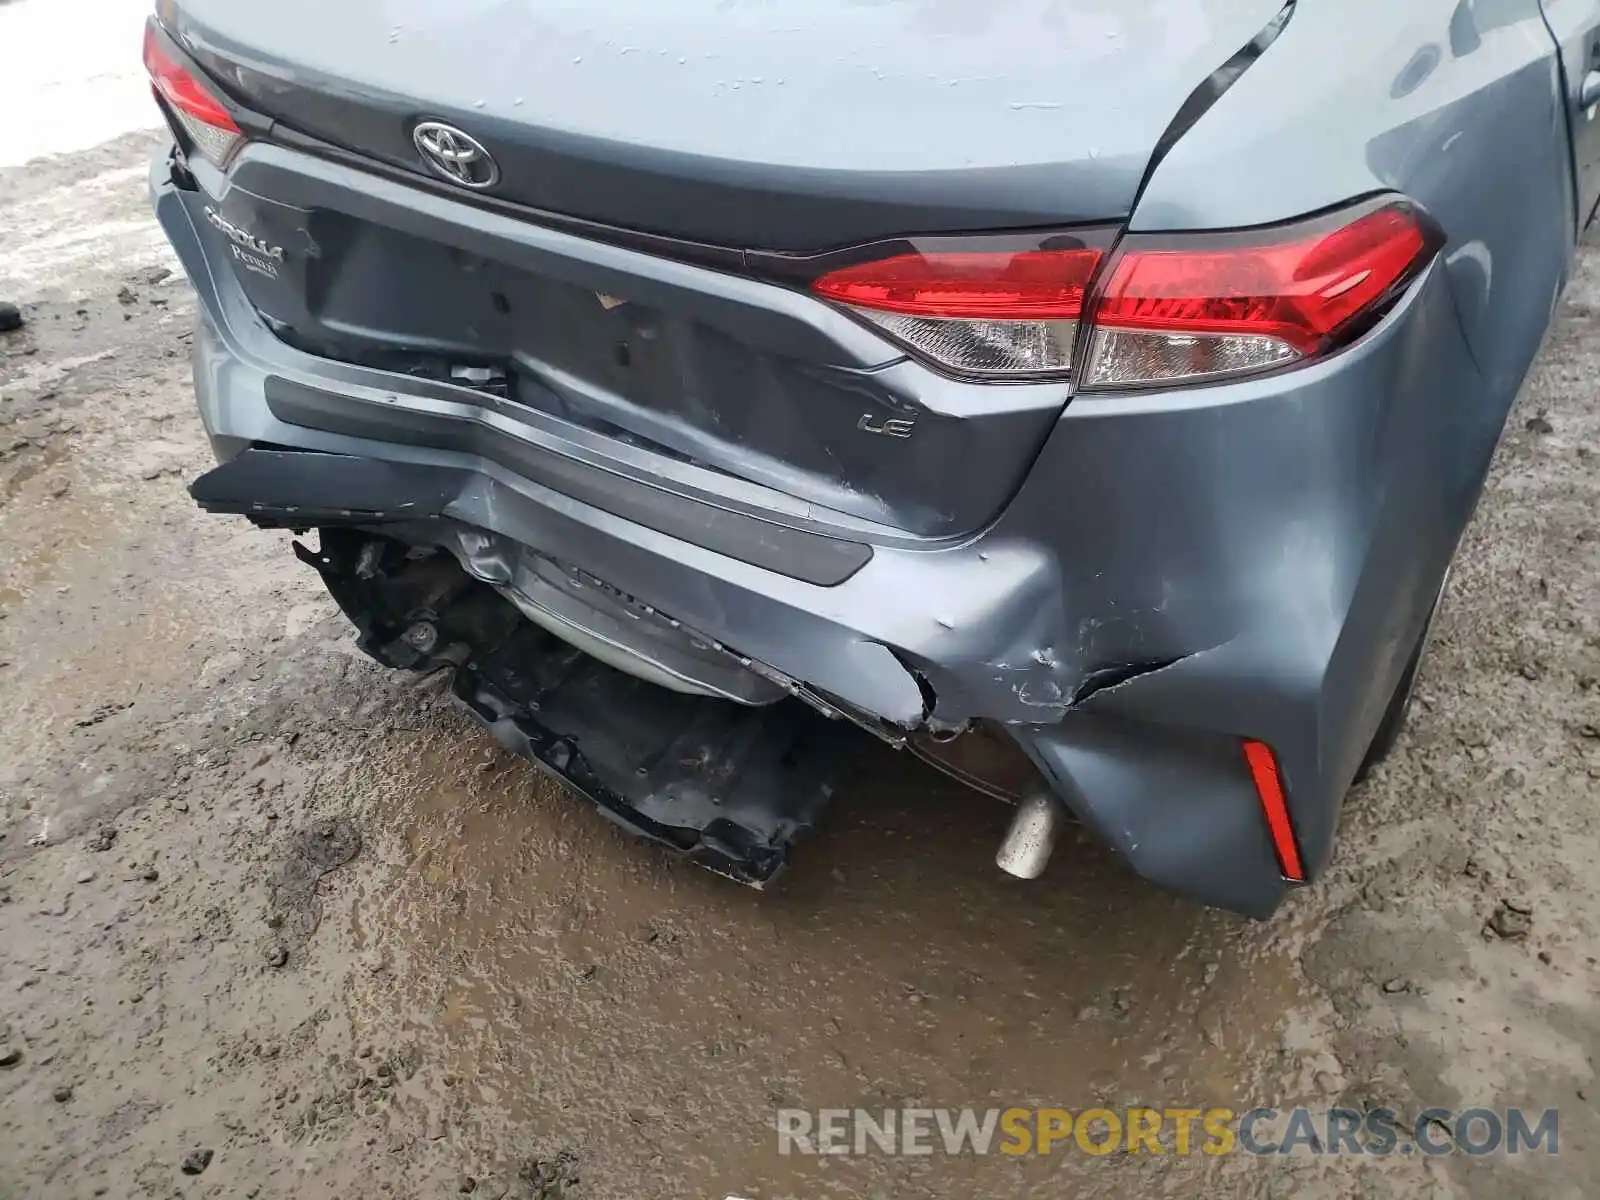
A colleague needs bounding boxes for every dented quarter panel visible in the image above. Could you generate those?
[959,261,1499,907]
[1079,0,1575,899]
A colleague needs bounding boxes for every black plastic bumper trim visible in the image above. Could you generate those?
[189,447,465,522]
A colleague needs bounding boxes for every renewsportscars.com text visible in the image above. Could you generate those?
[776,1106,1559,1158]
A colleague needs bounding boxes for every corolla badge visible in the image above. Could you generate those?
[412,121,499,189]
[204,206,286,279]
[204,206,285,261]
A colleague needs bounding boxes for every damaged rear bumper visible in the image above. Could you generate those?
[163,157,1502,919]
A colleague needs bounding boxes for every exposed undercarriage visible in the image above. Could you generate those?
[293,524,1051,887]
[300,526,857,885]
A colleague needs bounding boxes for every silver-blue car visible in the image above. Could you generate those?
[147,0,1600,916]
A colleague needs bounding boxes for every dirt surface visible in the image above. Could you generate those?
[1,131,1597,1200]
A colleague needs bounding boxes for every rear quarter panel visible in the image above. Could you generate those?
[1113,0,1575,874]
[1134,0,1574,397]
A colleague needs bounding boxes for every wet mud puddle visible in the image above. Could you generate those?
[336,736,1311,1198]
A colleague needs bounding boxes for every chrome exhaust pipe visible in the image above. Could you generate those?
[995,791,1063,880]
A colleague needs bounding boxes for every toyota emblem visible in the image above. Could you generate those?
[412,121,499,190]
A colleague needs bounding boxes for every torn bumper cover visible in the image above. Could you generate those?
[168,178,1488,921]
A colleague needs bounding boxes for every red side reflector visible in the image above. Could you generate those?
[143,23,240,135]
[1242,739,1305,882]
[1092,203,1432,355]
[811,247,1103,321]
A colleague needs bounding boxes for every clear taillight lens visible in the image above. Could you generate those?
[802,199,1442,387]
[1084,201,1441,389]
[849,313,1081,376]
[808,237,1108,376]
[143,21,242,167]
[1085,329,1300,388]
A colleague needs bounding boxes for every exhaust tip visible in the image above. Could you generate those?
[996,791,1063,880]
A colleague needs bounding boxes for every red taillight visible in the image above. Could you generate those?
[1242,739,1305,883]
[143,21,242,166]
[806,236,1109,375]
[811,248,1102,321]
[1084,202,1437,387]
[804,199,1440,385]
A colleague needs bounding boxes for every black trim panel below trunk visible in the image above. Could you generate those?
[199,417,872,587]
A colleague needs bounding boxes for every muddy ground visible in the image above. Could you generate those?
[0,131,1597,1200]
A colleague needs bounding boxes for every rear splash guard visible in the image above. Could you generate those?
[297,529,858,887]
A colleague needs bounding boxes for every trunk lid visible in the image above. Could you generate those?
[163,0,1286,542]
[168,0,1287,250]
